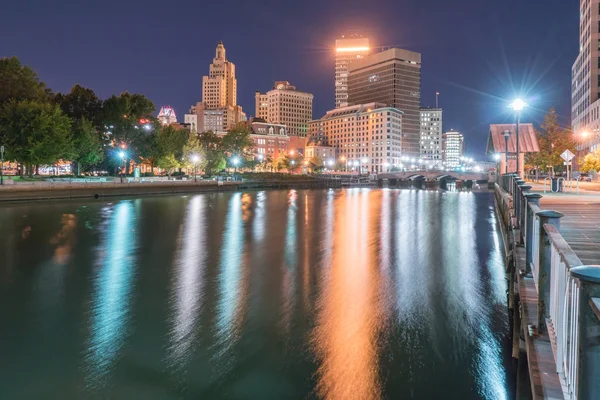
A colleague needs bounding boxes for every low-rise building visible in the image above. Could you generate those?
[243,118,289,160]
[309,102,404,173]
[305,134,337,161]
[185,102,246,133]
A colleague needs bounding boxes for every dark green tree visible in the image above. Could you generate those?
[55,85,103,127]
[101,92,155,173]
[0,57,51,106]
[72,118,104,175]
[0,100,73,175]
[198,131,226,176]
[154,124,188,176]
[221,124,255,163]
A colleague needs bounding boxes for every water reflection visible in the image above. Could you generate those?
[313,188,383,400]
[84,201,138,387]
[216,193,245,348]
[167,196,206,369]
[0,189,513,399]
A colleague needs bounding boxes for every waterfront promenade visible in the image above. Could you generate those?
[528,181,600,265]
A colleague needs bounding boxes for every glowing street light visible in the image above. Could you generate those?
[117,151,127,183]
[191,154,200,182]
[509,98,528,174]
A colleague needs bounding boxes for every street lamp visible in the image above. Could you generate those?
[503,129,511,175]
[191,154,200,182]
[232,157,240,175]
[118,151,126,183]
[509,99,528,174]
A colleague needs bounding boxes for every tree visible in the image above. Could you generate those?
[55,85,102,128]
[308,156,324,172]
[0,57,51,106]
[101,92,155,173]
[221,124,255,163]
[0,100,73,175]
[182,134,206,171]
[526,108,577,173]
[72,118,104,175]
[580,148,600,173]
[198,131,226,176]
[157,153,181,177]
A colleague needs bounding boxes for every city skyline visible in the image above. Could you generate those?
[1,0,578,156]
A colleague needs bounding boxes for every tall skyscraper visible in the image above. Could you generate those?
[420,107,442,165]
[309,102,404,174]
[347,48,422,157]
[335,35,370,109]
[442,130,464,168]
[185,41,245,133]
[202,41,237,108]
[572,0,600,152]
[254,81,313,137]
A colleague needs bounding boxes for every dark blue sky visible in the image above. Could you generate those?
[1,0,578,157]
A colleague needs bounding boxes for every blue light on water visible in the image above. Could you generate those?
[84,201,137,387]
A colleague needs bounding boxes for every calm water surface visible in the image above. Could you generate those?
[0,189,514,399]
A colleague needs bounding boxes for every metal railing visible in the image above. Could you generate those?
[498,173,600,400]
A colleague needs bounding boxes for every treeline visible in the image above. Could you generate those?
[0,56,256,176]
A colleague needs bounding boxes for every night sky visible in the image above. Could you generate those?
[1,0,578,158]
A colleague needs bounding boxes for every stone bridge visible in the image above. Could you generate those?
[378,170,489,181]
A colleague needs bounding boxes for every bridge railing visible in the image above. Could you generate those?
[499,178,600,399]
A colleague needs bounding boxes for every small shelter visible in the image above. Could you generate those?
[486,124,539,176]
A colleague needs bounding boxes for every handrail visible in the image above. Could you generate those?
[544,224,583,399]
[497,181,600,399]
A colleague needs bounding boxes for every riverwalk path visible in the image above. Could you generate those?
[528,181,600,266]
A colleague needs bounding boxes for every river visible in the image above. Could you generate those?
[0,189,514,399]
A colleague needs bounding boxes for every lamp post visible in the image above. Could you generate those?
[118,151,126,183]
[191,154,200,182]
[232,157,240,176]
[0,145,4,186]
[503,129,511,175]
[510,99,527,175]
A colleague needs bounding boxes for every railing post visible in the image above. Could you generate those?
[569,266,600,400]
[514,180,525,228]
[519,185,532,242]
[537,210,564,333]
[524,193,542,272]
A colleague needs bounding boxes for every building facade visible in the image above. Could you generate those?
[305,134,337,161]
[202,41,236,109]
[157,106,177,126]
[240,118,289,160]
[185,102,246,134]
[309,102,403,173]
[185,41,245,133]
[254,81,313,137]
[335,35,370,109]
[420,107,442,165]
[572,0,600,153]
[442,130,464,168]
[347,48,422,157]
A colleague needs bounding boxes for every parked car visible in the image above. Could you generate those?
[577,173,592,182]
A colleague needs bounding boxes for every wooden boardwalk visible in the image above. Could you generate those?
[538,193,600,266]
[515,246,564,399]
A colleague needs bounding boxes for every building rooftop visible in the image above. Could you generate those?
[349,47,421,72]
[312,103,401,121]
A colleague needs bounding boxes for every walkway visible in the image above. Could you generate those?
[528,181,600,266]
